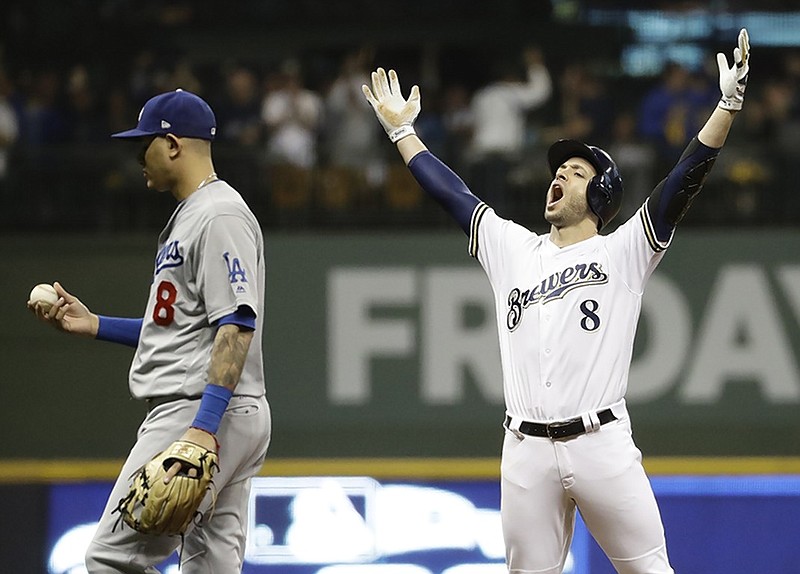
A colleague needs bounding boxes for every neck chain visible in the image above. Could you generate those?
[196,172,218,191]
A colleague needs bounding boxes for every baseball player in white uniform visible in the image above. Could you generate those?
[363,30,750,573]
[29,89,271,573]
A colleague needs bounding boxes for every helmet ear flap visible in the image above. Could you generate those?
[594,172,614,205]
[587,168,621,230]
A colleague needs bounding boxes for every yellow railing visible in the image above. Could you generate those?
[2,457,800,483]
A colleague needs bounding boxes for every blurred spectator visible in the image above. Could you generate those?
[128,49,168,104]
[64,65,106,144]
[320,48,386,211]
[765,55,800,192]
[467,46,552,216]
[0,69,19,190]
[414,87,447,158]
[637,62,716,173]
[17,69,70,147]
[106,86,134,136]
[440,83,473,176]
[216,65,263,147]
[774,54,800,223]
[607,110,656,223]
[61,65,116,229]
[0,9,794,232]
[713,77,792,225]
[167,57,203,95]
[262,59,323,213]
[262,59,322,168]
[12,69,71,228]
[541,63,615,148]
[323,49,381,169]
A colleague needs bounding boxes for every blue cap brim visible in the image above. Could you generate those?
[111,128,158,139]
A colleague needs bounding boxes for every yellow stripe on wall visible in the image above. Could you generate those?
[1,457,800,484]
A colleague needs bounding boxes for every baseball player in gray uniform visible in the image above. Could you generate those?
[363,30,750,574]
[29,89,270,573]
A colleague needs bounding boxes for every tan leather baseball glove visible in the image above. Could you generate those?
[114,440,219,535]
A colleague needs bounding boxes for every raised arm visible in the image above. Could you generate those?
[646,28,750,244]
[363,68,480,234]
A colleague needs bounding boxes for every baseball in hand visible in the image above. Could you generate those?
[29,283,59,312]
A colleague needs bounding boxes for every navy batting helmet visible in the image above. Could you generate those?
[547,139,624,230]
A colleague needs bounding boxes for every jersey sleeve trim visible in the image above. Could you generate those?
[639,199,672,253]
[216,305,257,331]
[469,202,491,258]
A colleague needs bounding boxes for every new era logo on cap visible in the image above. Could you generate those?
[111,89,217,141]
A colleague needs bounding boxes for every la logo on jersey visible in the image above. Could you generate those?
[223,251,248,293]
[506,261,609,331]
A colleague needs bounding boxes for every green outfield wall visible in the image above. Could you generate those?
[3,230,800,459]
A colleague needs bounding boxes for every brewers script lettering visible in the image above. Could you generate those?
[506,262,609,331]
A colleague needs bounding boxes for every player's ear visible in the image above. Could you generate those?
[165,133,182,157]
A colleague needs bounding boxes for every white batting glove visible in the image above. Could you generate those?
[717,28,750,112]
[362,68,421,143]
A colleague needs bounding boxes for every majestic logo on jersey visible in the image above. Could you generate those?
[223,252,248,286]
[506,262,609,331]
[155,240,184,274]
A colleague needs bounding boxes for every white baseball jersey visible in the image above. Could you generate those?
[129,179,266,399]
[470,202,668,422]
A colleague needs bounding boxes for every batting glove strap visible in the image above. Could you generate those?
[388,125,416,143]
[717,80,746,112]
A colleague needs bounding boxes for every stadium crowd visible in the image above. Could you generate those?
[1,3,799,233]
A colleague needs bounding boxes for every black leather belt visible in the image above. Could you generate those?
[505,408,617,439]
[146,394,202,411]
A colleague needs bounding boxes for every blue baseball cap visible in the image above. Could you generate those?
[111,89,217,141]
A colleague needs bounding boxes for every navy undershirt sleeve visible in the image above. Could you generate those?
[407,151,481,234]
[96,316,142,348]
[217,305,256,331]
[648,138,720,242]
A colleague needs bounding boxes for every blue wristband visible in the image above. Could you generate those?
[191,385,233,435]
[96,316,142,348]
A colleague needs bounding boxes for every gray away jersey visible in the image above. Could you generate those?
[129,180,266,399]
[469,202,669,421]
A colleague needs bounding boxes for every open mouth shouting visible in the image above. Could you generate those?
[547,181,564,208]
